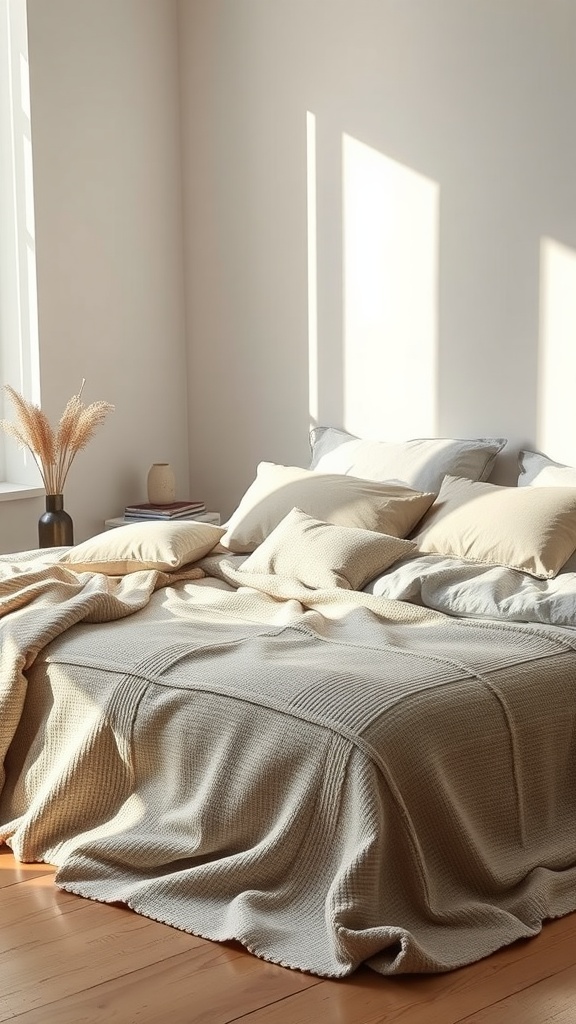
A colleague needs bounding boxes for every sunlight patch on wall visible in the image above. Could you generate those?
[342,135,439,440]
[538,238,576,465]
[306,111,318,425]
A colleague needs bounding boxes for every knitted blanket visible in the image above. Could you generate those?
[2,551,576,976]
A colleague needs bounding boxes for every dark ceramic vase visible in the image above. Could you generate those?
[38,493,74,548]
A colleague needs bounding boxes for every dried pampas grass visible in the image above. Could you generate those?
[1,379,114,494]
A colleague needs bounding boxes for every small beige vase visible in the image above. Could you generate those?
[147,462,176,504]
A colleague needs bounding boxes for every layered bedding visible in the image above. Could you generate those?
[2,432,576,978]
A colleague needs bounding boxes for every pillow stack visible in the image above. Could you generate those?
[217,429,516,588]
[219,461,435,553]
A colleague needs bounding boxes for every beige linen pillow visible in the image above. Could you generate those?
[239,507,416,590]
[220,462,435,553]
[309,426,507,493]
[518,450,576,572]
[60,520,225,575]
[414,474,576,579]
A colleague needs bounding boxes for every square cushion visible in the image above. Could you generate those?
[309,426,507,493]
[239,506,416,590]
[518,450,576,572]
[220,462,435,553]
[60,520,225,575]
[413,474,576,579]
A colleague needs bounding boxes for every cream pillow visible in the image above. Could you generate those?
[518,451,576,572]
[309,426,507,493]
[60,520,225,575]
[239,507,416,590]
[413,474,576,579]
[220,462,435,553]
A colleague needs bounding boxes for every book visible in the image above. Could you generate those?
[123,510,206,521]
[105,511,221,530]
[124,500,206,519]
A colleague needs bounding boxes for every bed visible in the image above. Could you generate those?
[1,430,576,979]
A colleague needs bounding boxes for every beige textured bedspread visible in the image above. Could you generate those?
[2,550,576,977]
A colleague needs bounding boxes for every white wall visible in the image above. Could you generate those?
[0,0,189,553]
[179,0,576,518]
[3,0,575,550]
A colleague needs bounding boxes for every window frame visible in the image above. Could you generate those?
[0,0,43,499]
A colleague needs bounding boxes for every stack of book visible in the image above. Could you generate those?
[124,500,206,521]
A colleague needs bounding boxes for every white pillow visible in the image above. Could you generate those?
[60,520,225,575]
[518,451,576,572]
[518,450,576,488]
[220,462,436,553]
[413,474,576,579]
[239,507,416,590]
[309,426,507,493]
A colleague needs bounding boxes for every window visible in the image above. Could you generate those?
[0,0,42,496]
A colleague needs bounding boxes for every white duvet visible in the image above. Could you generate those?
[361,552,576,629]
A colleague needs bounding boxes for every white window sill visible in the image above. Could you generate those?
[0,482,44,501]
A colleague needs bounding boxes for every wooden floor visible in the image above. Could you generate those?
[1,847,576,1024]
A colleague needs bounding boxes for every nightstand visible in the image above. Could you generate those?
[104,512,221,530]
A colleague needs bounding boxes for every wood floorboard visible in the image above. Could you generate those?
[1,848,575,1024]
[5,947,320,1024]
[456,962,576,1024]
[237,915,576,1024]
[0,898,243,1019]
